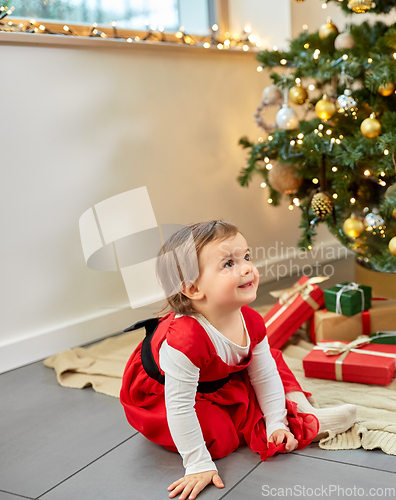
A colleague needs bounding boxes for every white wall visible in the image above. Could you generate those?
[0,1,349,372]
[228,0,291,49]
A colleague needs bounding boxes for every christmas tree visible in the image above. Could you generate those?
[238,0,396,272]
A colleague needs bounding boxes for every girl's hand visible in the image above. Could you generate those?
[168,470,224,500]
[268,429,298,452]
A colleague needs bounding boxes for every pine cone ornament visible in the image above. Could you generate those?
[311,192,333,219]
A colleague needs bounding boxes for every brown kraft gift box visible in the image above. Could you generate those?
[310,299,396,343]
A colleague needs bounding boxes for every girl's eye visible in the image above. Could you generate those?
[224,260,233,268]
[244,253,251,261]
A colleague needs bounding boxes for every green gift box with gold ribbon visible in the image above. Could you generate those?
[324,282,371,316]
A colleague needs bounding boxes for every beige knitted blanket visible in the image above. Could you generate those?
[44,319,396,456]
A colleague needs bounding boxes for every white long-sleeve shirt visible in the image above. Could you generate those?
[158,311,289,475]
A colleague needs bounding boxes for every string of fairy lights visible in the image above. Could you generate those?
[0,5,261,52]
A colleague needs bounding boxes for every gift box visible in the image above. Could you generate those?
[263,275,326,349]
[303,338,396,385]
[324,282,371,316]
[310,299,396,343]
[369,331,396,345]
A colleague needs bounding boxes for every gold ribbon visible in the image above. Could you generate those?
[313,336,396,381]
[265,276,329,328]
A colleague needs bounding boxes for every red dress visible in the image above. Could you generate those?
[120,305,319,461]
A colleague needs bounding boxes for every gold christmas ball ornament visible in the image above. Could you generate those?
[315,94,336,120]
[392,208,396,219]
[319,20,339,40]
[348,0,376,13]
[311,192,333,219]
[267,162,303,194]
[262,84,283,105]
[289,85,308,105]
[378,82,395,97]
[343,213,364,238]
[389,236,396,256]
[360,113,381,138]
[334,32,355,50]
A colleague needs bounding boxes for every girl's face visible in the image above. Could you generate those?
[196,232,259,310]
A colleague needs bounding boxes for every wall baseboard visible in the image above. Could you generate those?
[0,306,157,375]
[0,240,352,374]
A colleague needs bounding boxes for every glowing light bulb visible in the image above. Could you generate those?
[333,193,338,199]
[212,24,218,31]
[260,182,267,188]
[268,198,273,204]
[257,66,263,72]
[243,45,249,51]
[312,178,319,184]
[289,205,294,210]
[266,163,273,170]
[203,42,210,48]
[350,197,356,204]
[384,149,389,155]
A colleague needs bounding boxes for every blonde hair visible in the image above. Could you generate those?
[155,220,239,316]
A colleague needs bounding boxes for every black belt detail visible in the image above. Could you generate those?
[124,317,231,394]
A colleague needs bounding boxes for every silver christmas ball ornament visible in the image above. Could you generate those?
[334,32,355,50]
[262,85,283,105]
[364,212,385,232]
[336,89,357,115]
[275,104,299,130]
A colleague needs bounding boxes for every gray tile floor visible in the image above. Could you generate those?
[2,258,395,499]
